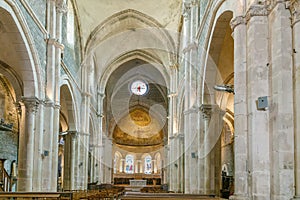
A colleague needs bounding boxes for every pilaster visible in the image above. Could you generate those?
[17,97,39,191]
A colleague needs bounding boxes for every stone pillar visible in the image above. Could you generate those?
[168,63,178,192]
[198,112,205,194]
[17,97,39,191]
[268,2,294,200]
[246,4,270,200]
[178,133,185,193]
[200,104,212,195]
[51,0,67,191]
[97,92,105,183]
[41,101,55,191]
[70,131,78,190]
[63,131,77,190]
[229,15,249,200]
[103,137,112,184]
[32,101,44,191]
[290,0,300,199]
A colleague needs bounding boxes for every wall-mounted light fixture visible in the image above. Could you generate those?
[213,85,234,94]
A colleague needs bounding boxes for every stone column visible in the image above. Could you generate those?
[246,4,270,200]
[168,63,178,192]
[51,0,67,191]
[17,97,39,191]
[70,131,78,190]
[103,137,113,183]
[182,1,191,192]
[290,0,300,199]
[200,104,212,195]
[198,111,205,194]
[229,15,249,200]
[32,101,44,191]
[97,92,105,183]
[41,101,55,191]
[268,2,294,200]
[178,133,185,192]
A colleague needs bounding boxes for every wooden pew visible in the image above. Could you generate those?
[120,192,217,200]
[0,192,73,199]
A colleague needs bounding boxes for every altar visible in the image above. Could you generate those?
[129,180,147,187]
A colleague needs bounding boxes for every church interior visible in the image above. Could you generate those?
[0,0,299,199]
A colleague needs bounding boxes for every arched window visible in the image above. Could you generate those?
[114,152,122,174]
[125,155,134,174]
[144,155,152,174]
[67,0,75,45]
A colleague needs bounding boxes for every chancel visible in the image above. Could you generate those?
[0,0,299,200]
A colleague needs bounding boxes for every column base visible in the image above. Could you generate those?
[229,194,249,200]
[291,196,300,200]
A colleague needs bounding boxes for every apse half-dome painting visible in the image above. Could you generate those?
[113,109,164,146]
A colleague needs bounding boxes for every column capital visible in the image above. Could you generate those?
[182,42,198,53]
[44,99,55,108]
[47,38,64,50]
[170,63,179,70]
[168,92,178,98]
[200,104,218,118]
[246,4,269,22]
[68,131,78,140]
[287,0,300,25]
[230,16,246,31]
[183,2,191,20]
[82,92,92,98]
[20,97,40,113]
[97,92,105,98]
[191,0,199,7]
[184,106,199,115]
[56,0,68,14]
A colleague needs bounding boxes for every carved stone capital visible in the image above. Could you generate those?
[200,104,217,119]
[68,131,78,140]
[44,100,55,108]
[47,38,64,50]
[246,4,269,22]
[287,0,300,25]
[230,16,246,31]
[183,3,191,20]
[191,0,199,7]
[20,97,40,114]
[56,0,68,14]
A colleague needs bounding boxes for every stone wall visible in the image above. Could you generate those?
[0,77,18,175]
